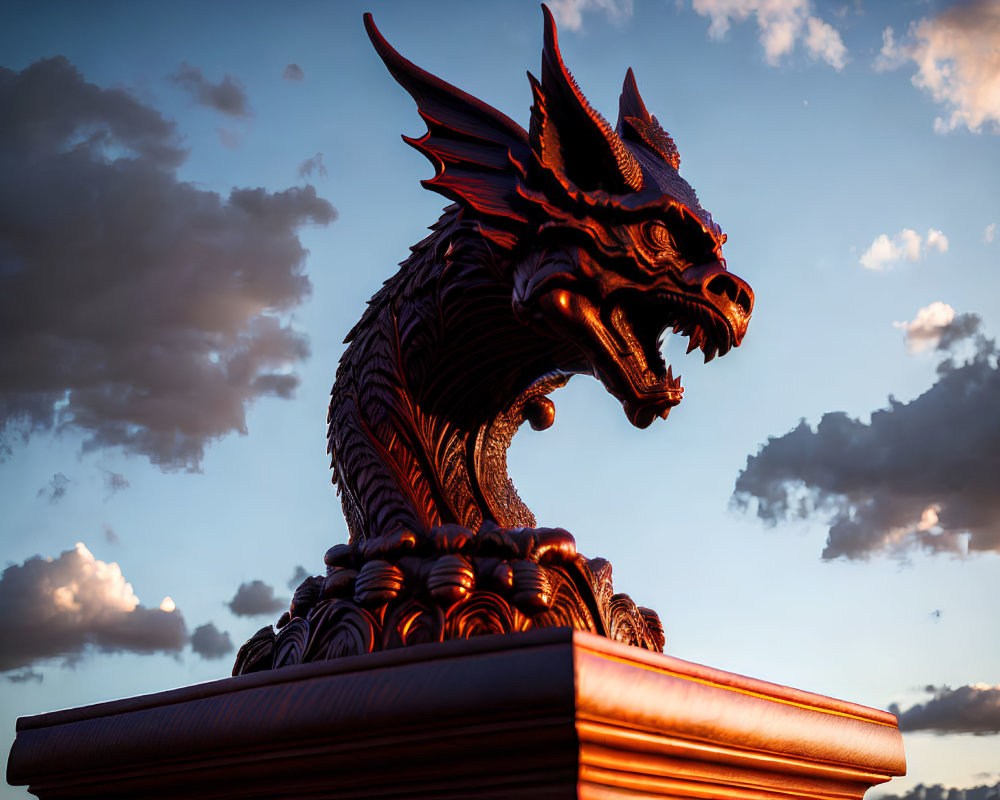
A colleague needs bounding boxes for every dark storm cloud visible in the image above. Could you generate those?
[282,63,305,81]
[0,543,188,672]
[37,472,69,503]
[0,57,336,471]
[168,61,252,117]
[298,152,327,180]
[935,312,983,351]
[287,564,309,590]
[227,579,287,617]
[879,784,1000,800]
[190,622,234,660]
[733,321,1000,559]
[6,669,43,684]
[889,684,1000,734]
[898,305,982,354]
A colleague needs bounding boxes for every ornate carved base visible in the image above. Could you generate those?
[234,524,663,675]
[8,629,906,799]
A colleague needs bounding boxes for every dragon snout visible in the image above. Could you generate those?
[680,261,753,345]
[706,272,753,317]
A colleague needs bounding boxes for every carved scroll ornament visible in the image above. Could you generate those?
[234,5,753,675]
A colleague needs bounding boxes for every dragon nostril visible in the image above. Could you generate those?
[706,274,752,316]
[707,274,737,302]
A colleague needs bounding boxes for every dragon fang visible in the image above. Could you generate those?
[234,6,753,674]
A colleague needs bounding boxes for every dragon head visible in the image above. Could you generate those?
[365,5,753,429]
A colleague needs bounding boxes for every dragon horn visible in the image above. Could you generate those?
[617,68,680,171]
[531,4,643,193]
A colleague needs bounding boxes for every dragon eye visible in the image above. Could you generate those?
[643,221,675,252]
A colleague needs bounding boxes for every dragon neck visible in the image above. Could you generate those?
[329,208,575,544]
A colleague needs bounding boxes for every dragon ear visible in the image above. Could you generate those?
[616,68,680,171]
[364,13,531,245]
[528,5,643,194]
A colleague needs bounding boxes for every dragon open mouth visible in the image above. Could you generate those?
[600,288,737,428]
[528,260,752,430]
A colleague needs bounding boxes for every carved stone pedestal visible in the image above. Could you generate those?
[7,628,904,799]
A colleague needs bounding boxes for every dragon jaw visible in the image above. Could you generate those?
[522,256,753,429]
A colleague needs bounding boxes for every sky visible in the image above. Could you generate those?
[0,0,998,796]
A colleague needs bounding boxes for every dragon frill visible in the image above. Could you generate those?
[234,6,753,674]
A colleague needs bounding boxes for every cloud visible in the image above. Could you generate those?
[282,63,305,81]
[873,0,1000,134]
[103,470,130,498]
[547,0,633,32]
[190,622,233,659]
[168,62,252,117]
[733,315,1000,560]
[287,565,309,590]
[103,523,120,545]
[216,127,243,150]
[692,0,847,69]
[859,227,948,270]
[227,579,287,617]
[925,228,948,254]
[0,542,188,671]
[878,784,1000,800]
[985,223,996,244]
[804,16,847,70]
[0,57,336,471]
[6,669,43,684]
[37,472,69,503]
[890,684,1000,734]
[893,302,981,354]
[298,152,328,180]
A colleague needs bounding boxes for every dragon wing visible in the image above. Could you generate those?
[364,14,532,248]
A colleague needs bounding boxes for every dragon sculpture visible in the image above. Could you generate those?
[234,6,753,674]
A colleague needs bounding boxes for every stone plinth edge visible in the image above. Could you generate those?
[8,628,905,799]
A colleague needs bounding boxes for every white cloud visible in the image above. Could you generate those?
[984,222,996,244]
[873,26,906,72]
[859,227,948,270]
[0,543,188,671]
[547,0,633,32]
[873,1,1000,134]
[893,301,955,353]
[925,228,949,254]
[805,16,847,70]
[898,227,923,261]
[692,0,847,68]
[860,233,901,271]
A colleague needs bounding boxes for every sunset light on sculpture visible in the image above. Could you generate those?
[1,2,998,797]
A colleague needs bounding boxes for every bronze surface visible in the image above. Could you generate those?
[9,630,904,799]
[236,4,754,673]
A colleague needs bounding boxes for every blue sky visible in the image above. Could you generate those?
[1,1,998,796]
